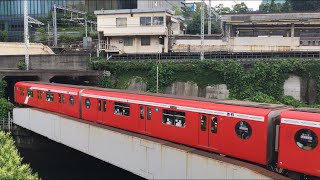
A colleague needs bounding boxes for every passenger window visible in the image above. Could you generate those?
[103,101,107,112]
[85,98,91,109]
[235,121,252,140]
[20,88,24,96]
[98,100,101,111]
[69,96,74,105]
[140,106,144,119]
[46,92,54,102]
[211,117,218,134]
[37,90,42,99]
[114,102,130,116]
[27,89,33,98]
[295,129,318,151]
[162,110,186,128]
[201,115,207,131]
[147,107,151,120]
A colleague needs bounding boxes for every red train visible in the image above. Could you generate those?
[14,81,319,179]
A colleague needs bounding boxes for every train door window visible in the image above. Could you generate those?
[114,102,130,116]
[103,101,107,112]
[200,115,207,131]
[98,100,102,111]
[46,92,54,102]
[147,107,151,120]
[294,129,318,151]
[58,94,65,104]
[162,110,186,128]
[37,90,42,99]
[69,96,74,105]
[20,88,24,96]
[27,89,33,98]
[211,117,218,134]
[85,98,91,109]
[235,121,252,140]
[140,106,144,119]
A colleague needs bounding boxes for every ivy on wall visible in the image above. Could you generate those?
[92,59,320,107]
[0,80,13,119]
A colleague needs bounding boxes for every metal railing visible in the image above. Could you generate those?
[0,112,12,132]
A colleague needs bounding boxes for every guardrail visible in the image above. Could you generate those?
[0,112,12,132]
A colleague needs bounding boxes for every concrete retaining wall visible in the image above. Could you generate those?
[13,108,287,179]
[0,55,90,70]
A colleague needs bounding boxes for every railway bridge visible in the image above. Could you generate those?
[12,107,288,179]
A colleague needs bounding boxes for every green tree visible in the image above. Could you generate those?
[291,0,320,11]
[214,4,231,14]
[0,31,9,42]
[281,0,293,12]
[232,2,249,13]
[269,0,282,12]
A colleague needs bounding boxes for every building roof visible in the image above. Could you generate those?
[221,12,320,23]
[95,8,174,15]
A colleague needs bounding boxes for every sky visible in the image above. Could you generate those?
[186,0,263,11]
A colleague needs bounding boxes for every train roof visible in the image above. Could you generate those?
[17,81,288,110]
[289,108,320,114]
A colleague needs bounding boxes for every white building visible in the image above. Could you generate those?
[95,8,185,54]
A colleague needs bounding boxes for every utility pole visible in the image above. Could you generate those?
[208,0,212,35]
[200,0,205,60]
[53,4,58,47]
[24,0,29,71]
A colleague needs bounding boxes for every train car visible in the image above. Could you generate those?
[279,109,320,179]
[14,82,292,170]
[15,82,81,118]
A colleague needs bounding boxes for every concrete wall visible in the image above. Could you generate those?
[13,108,287,180]
[0,42,54,55]
[283,75,301,101]
[0,55,90,70]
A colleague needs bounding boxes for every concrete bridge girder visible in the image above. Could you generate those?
[13,108,288,180]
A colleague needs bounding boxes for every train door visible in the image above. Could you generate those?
[199,114,219,149]
[58,93,65,114]
[97,99,107,123]
[138,105,152,134]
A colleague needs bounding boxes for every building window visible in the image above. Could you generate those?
[200,115,207,131]
[46,92,54,102]
[85,98,91,109]
[211,117,218,134]
[153,16,164,26]
[141,37,150,46]
[162,110,185,128]
[116,18,127,27]
[27,89,33,98]
[124,37,133,46]
[295,129,318,151]
[69,96,75,105]
[140,17,151,26]
[114,102,130,116]
[235,121,252,140]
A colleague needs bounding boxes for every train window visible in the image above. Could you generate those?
[103,101,107,112]
[295,129,318,151]
[201,115,207,131]
[140,106,144,119]
[58,94,65,104]
[27,89,33,98]
[162,110,185,128]
[235,121,252,140]
[98,100,102,111]
[147,107,151,120]
[37,90,42,99]
[114,102,130,116]
[85,98,91,109]
[46,92,54,102]
[20,88,24,96]
[211,117,218,134]
[69,96,74,105]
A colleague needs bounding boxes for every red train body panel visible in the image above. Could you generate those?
[279,110,320,177]
[14,81,320,178]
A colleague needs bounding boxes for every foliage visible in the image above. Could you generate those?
[0,31,9,42]
[0,98,13,119]
[0,131,38,180]
[214,4,232,14]
[281,96,306,107]
[291,0,320,11]
[17,60,26,70]
[245,92,281,104]
[232,2,249,13]
[0,81,7,99]
[59,33,84,43]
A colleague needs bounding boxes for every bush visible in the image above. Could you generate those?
[245,92,281,104]
[59,33,83,43]
[17,60,26,70]
[280,96,306,107]
[0,131,38,180]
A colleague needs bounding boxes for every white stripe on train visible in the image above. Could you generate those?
[81,93,265,122]
[282,118,320,128]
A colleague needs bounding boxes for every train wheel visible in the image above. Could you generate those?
[288,171,304,180]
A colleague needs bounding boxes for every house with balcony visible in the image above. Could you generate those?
[95,8,184,54]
